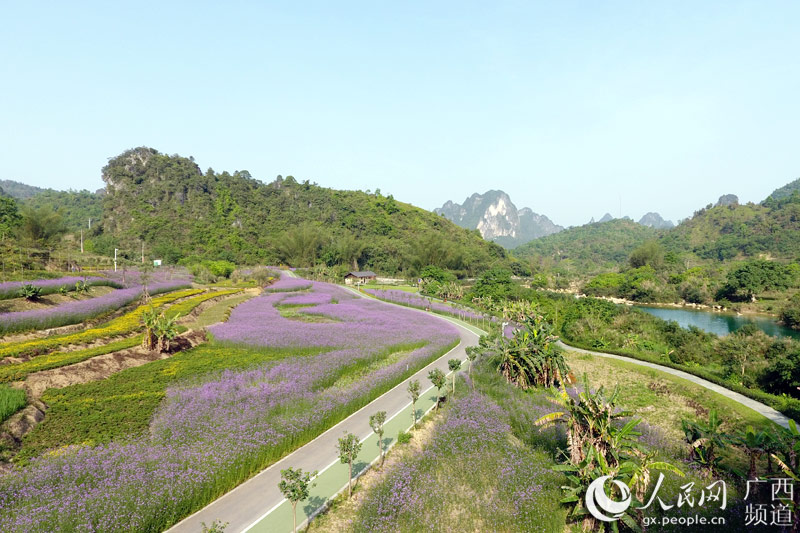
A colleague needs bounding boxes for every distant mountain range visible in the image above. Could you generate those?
[0,179,49,199]
[435,190,563,248]
[436,190,674,248]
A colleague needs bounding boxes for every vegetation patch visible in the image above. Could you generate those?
[0,385,26,425]
[0,288,202,359]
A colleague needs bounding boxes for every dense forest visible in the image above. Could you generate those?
[513,218,659,275]
[90,147,517,276]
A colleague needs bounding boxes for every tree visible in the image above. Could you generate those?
[448,358,461,396]
[720,260,795,302]
[407,379,421,429]
[336,432,362,498]
[782,293,800,330]
[369,411,388,466]
[331,233,365,270]
[275,223,326,267]
[278,467,317,533]
[465,346,478,376]
[19,205,65,247]
[0,195,21,241]
[471,267,513,299]
[428,368,446,411]
[629,240,664,269]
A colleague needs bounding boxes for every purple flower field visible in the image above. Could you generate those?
[0,280,191,335]
[364,288,492,323]
[0,276,118,300]
[0,277,459,532]
[263,275,313,292]
[352,390,567,532]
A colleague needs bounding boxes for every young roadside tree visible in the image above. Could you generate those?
[448,359,461,396]
[428,368,446,411]
[369,411,388,466]
[465,346,478,377]
[278,467,317,533]
[407,379,421,429]
[336,432,362,498]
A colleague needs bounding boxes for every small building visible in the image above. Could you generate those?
[344,271,377,285]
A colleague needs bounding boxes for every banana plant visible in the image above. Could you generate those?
[681,410,729,476]
[733,425,772,480]
[538,374,682,532]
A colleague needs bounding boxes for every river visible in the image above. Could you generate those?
[635,305,800,340]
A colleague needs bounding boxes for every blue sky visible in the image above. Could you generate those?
[1,1,798,227]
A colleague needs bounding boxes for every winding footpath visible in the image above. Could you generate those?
[168,286,481,533]
[558,340,791,429]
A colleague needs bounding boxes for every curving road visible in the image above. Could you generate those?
[558,340,791,429]
[168,285,481,533]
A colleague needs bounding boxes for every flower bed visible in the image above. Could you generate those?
[0,276,121,301]
[0,288,202,360]
[365,288,491,323]
[352,390,566,532]
[0,279,459,532]
[262,275,313,292]
[0,281,192,336]
[0,290,241,383]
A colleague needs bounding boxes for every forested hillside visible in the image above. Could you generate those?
[660,194,800,262]
[513,218,659,274]
[95,147,513,275]
[765,177,800,203]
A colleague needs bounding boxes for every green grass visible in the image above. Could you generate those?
[360,283,419,293]
[0,336,144,384]
[565,351,777,435]
[276,304,340,323]
[185,292,255,329]
[0,385,27,424]
[17,342,326,461]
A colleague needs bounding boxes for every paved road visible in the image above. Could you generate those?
[168,286,481,533]
[558,340,791,429]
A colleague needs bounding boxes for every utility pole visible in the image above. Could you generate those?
[114,248,118,272]
[88,218,92,229]
[80,230,84,254]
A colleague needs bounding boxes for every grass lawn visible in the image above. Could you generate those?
[565,350,778,436]
[564,349,778,477]
[360,283,419,293]
[184,291,256,329]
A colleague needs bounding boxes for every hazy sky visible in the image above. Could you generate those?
[1,2,798,227]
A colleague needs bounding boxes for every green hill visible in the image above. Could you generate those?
[659,195,800,262]
[95,147,512,275]
[513,219,658,273]
[764,177,800,203]
[0,179,49,200]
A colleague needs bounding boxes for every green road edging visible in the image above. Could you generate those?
[246,360,469,533]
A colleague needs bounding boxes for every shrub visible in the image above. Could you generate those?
[18,283,42,300]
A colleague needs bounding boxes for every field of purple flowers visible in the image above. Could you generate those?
[364,288,492,324]
[351,387,567,532]
[0,276,119,300]
[0,279,192,335]
[0,277,459,532]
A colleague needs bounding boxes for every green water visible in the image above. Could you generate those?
[635,305,800,340]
